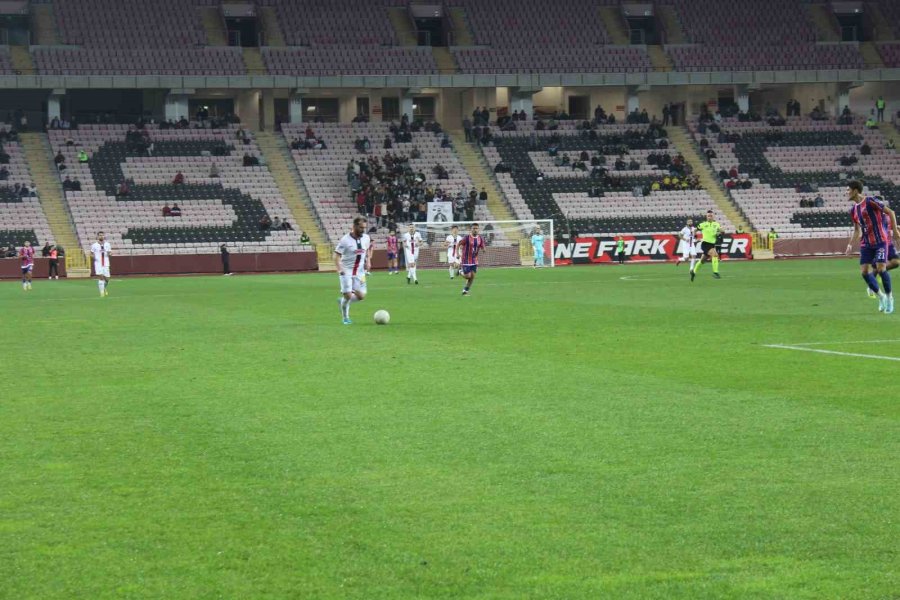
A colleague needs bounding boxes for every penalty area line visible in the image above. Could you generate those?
[763,344,900,362]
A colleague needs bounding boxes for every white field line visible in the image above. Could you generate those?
[763,344,900,362]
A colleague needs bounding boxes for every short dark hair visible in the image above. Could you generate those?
[352,216,367,227]
[848,180,863,192]
[450,225,458,229]
[471,222,479,227]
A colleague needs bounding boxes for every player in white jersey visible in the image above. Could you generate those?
[402,223,424,284]
[445,224,462,279]
[90,232,112,297]
[675,218,698,270]
[334,216,373,325]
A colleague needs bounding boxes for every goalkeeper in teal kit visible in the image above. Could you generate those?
[531,229,545,268]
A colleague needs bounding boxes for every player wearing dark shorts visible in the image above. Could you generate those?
[846,181,898,313]
[457,222,486,296]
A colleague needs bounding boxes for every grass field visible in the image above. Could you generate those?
[1,259,898,599]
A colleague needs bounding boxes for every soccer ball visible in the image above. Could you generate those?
[373,309,390,325]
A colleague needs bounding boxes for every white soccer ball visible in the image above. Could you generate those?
[374,309,391,325]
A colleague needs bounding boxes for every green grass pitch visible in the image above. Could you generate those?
[1,259,898,599]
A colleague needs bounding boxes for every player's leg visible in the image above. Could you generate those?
[875,251,893,312]
[410,254,418,283]
[339,275,354,323]
[709,247,720,277]
[103,274,110,295]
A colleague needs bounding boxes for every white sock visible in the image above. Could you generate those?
[411,267,417,281]
[98,280,105,294]
[689,258,696,270]
[340,297,350,319]
[449,266,454,277]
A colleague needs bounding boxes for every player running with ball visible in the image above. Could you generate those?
[457,222,486,296]
[675,218,698,270]
[334,216,373,325]
[402,223,424,285]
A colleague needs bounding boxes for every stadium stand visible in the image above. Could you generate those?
[0,126,54,250]
[445,0,649,73]
[689,116,900,238]
[282,122,505,246]
[661,0,865,70]
[47,124,309,256]
[0,47,14,75]
[262,47,436,76]
[33,0,245,75]
[877,43,900,68]
[478,121,735,235]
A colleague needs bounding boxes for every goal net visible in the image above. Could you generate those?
[405,219,555,269]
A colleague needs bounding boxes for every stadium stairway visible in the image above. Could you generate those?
[259,6,286,47]
[31,3,61,45]
[200,7,228,46]
[241,47,265,76]
[432,47,458,74]
[862,42,886,68]
[668,127,750,233]
[20,133,90,275]
[254,131,331,268]
[450,131,524,251]
[388,7,417,46]
[647,46,673,71]
[448,7,475,46]
[805,4,841,42]
[9,45,35,74]
[598,7,630,46]
[866,3,894,41]
[657,5,686,44]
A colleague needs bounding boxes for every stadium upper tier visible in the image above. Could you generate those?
[6,0,891,74]
[48,124,308,256]
[689,117,900,238]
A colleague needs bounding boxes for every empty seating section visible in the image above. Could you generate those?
[453,47,651,74]
[282,123,502,246]
[875,0,900,38]
[480,122,733,234]
[54,0,207,47]
[33,48,245,76]
[259,0,396,46]
[667,43,864,72]
[447,0,653,73]
[38,0,243,75]
[877,43,900,68]
[0,126,53,248]
[48,125,307,256]
[663,0,863,71]
[690,117,900,238]
[262,47,436,76]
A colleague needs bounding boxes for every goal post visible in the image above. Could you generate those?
[406,219,555,269]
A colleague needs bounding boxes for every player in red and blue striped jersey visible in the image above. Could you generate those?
[456,222,486,296]
[846,181,899,313]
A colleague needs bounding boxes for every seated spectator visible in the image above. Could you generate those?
[383,135,392,150]
[172,171,185,185]
[705,148,717,160]
[814,194,825,208]
[0,166,7,181]
[614,156,626,170]
[272,216,282,229]
[281,220,293,231]
[887,138,895,150]
[0,149,9,164]
[839,106,853,125]
[560,153,570,166]
[300,231,311,244]
[209,163,220,178]
[78,150,89,163]
[19,183,29,197]
[739,177,752,190]
[71,178,82,191]
[410,146,421,160]
[242,153,254,167]
[628,158,640,170]
[725,178,737,189]
[535,170,544,182]
[162,203,172,216]
[699,138,709,149]
[441,135,452,149]
[259,215,271,230]
[170,203,182,217]
[54,150,65,166]
[116,181,130,196]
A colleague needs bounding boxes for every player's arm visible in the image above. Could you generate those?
[333,251,344,274]
[885,207,900,241]
[846,223,861,254]
[365,243,373,271]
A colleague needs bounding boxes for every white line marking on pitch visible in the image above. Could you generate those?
[783,339,900,347]
[763,344,900,362]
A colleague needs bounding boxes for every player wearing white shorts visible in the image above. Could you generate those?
[402,223,424,285]
[446,225,461,279]
[334,216,372,325]
[675,218,698,270]
[90,232,112,297]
